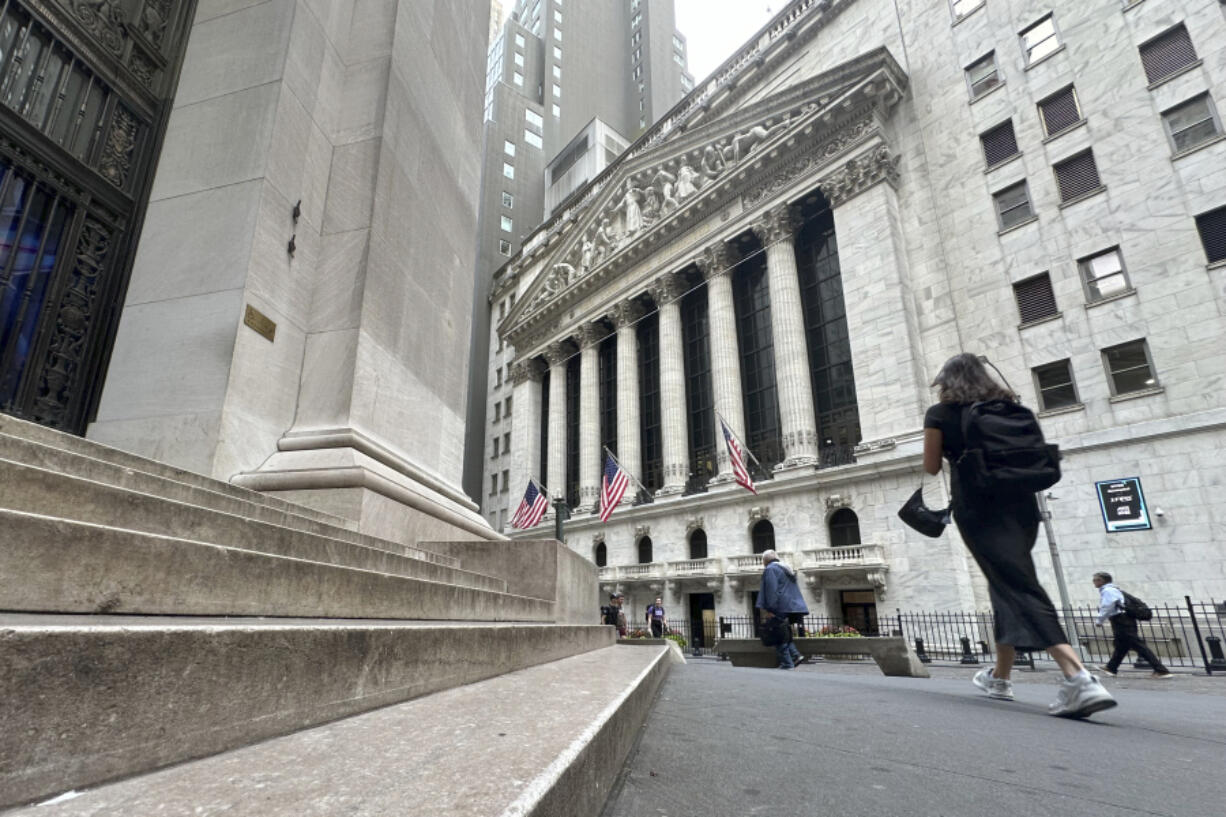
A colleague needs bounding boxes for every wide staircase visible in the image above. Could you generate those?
[0,414,676,815]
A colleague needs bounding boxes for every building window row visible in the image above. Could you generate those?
[1031,338,1158,413]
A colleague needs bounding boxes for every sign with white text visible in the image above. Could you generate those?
[1095,477,1151,533]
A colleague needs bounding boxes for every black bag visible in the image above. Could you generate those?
[898,486,950,538]
[1121,590,1153,621]
[759,616,792,647]
[958,399,1061,496]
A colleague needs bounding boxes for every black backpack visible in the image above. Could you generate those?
[1121,590,1153,621]
[957,399,1061,495]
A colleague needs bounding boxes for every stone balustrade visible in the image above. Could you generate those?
[799,544,886,568]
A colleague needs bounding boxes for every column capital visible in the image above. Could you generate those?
[751,203,802,244]
[818,144,901,208]
[576,321,610,349]
[542,340,573,367]
[509,358,546,385]
[647,271,686,306]
[609,298,647,329]
[695,242,735,282]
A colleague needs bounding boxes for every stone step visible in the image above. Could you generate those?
[0,413,352,530]
[0,430,462,569]
[0,509,552,620]
[0,457,501,592]
[0,615,635,810]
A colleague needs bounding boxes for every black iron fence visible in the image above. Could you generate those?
[711,598,1226,674]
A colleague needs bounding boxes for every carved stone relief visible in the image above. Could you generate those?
[748,506,770,524]
[509,358,545,386]
[818,144,901,208]
[750,203,802,244]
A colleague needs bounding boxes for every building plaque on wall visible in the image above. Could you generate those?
[1095,477,1151,533]
[244,305,277,343]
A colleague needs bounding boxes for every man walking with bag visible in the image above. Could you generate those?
[756,550,807,669]
[1094,572,1173,679]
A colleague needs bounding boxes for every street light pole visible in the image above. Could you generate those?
[1037,491,1082,657]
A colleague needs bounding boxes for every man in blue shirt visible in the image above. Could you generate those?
[1094,572,1172,679]
[756,550,808,669]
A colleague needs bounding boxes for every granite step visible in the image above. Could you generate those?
[0,615,630,810]
[0,457,500,591]
[0,508,552,620]
[0,430,461,569]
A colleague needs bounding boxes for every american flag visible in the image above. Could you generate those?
[598,453,630,522]
[511,479,550,529]
[721,417,757,495]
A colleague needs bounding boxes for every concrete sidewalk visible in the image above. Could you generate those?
[603,660,1226,817]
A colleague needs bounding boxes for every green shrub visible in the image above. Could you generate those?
[665,633,688,649]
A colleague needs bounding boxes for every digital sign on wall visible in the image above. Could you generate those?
[1095,477,1152,533]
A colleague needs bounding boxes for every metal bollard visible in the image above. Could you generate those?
[914,637,931,663]
[1206,636,1226,670]
[960,636,979,664]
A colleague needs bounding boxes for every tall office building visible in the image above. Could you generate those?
[464,0,693,513]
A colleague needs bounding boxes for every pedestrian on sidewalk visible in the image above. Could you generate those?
[645,597,667,638]
[923,353,1115,718]
[1093,572,1173,679]
[755,550,807,669]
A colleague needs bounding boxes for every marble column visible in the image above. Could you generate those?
[696,242,746,483]
[752,204,818,469]
[543,340,572,508]
[611,299,646,498]
[575,322,607,513]
[649,272,689,496]
[508,358,545,530]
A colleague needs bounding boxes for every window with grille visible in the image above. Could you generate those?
[1079,248,1130,301]
[1038,85,1082,136]
[1053,150,1102,203]
[1033,360,1079,411]
[1020,15,1061,65]
[1196,205,1226,264]
[1013,273,1058,324]
[966,52,1000,99]
[981,120,1020,167]
[1163,95,1221,154]
[1139,25,1197,85]
[1103,340,1157,395]
[993,182,1034,230]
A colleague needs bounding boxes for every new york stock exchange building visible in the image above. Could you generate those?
[488,0,1226,641]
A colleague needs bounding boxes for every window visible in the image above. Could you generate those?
[495,367,503,387]
[980,120,1020,167]
[499,239,511,256]
[503,140,515,157]
[751,520,775,554]
[490,475,498,495]
[594,543,607,568]
[513,71,523,87]
[1033,360,1078,411]
[553,27,561,42]
[637,536,653,564]
[673,53,684,67]
[1163,95,1221,153]
[501,470,509,492]
[950,0,983,20]
[494,402,502,422]
[993,182,1034,230]
[513,52,523,67]
[515,33,525,47]
[632,47,641,62]
[554,8,561,23]
[965,52,1000,99]
[1053,150,1102,203]
[551,103,560,117]
[524,129,542,149]
[1013,273,1058,324]
[1038,85,1082,136]
[525,109,543,128]
[553,45,562,60]
[1139,24,1197,86]
[1196,205,1226,264]
[552,64,561,79]
[492,437,500,457]
[505,395,512,416]
[689,529,707,560]
[502,191,514,208]
[1078,247,1130,301]
[503,162,514,179]
[673,34,684,51]
[1020,15,1061,66]
[828,509,861,548]
[500,215,513,232]
[552,83,561,98]
[503,431,511,453]
[630,12,641,28]
[1103,340,1158,395]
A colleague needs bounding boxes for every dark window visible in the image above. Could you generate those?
[1033,360,1078,411]
[965,52,1000,99]
[993,182,1034,230]
[828,509,861,548]
[595,543,607,567]
[796,206,859,468]
[1196,205,1226,264]
[751,520,775,554]
[1163,95,1221,153]
[539,368,550,486]
[980,120,1020,167]
[1013,273,1059,324]
[565,355,580,507]
[1038,85,1082,137]
[1053,150,1101,202]
[1103,339,1158,395]
[689,529,708,560]
[681,281,715,492]
[637,536,653,564]
[1079,247,1130,302]
[1139,25,1197,85]
[598,333,618,456]
[637,309,663,491]
[733,240,783,469]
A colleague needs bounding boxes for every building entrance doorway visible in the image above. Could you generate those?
[840,589,879,635]
[687,592,716,653]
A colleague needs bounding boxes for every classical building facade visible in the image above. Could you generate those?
[494,0,1226,642]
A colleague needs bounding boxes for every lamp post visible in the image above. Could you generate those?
[1037,491,1082,657]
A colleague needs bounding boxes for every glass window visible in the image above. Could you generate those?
[1103,340,1158,395]
[499,239,511,255]
[751,520,775,554]
[965,52,1000,99]
[1163,94,1221,153]
[552,83,561,98]
[553,45,562,59]
[674,53,684,66]
[490,475,498,495]
[502,191,514,208]
[515,33,525,47]
[1078,248,1130,301]
[552,103,560,117]
[554,9,561,23]
[513,52,523,67]
[501,470,509,492]
[638,536,653,564]
[1033,360,1079,410]
[553,27,561,42]
[552,64,561,79]
[513,71,523,87]
[503,431,511,453]
[828,509,861,547]
[503,140,515,157]
[1195,205,1226,264]
[950,0,984,20]
[525,109,543,128]
[993,182,1034,230]
[500,215,512,232]
[524,129,542,149]
[503,162,514,179]
[1140,24,1197,85]
[492,437,500,457]
[1020,15,1061,65]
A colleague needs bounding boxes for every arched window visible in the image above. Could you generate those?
[751,520,775,554]
[689,529,708,560]
[828,508,861,548]
[638,536,653,564]
[594,542,607,567]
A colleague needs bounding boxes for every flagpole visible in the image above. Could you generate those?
[715,409,765,471]
[603,446,653,502]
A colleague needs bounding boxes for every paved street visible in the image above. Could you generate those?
[603,659,1226,817]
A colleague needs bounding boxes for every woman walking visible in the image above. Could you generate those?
[923,353,1115,718]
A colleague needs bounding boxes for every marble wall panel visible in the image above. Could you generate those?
[174,0,295,109]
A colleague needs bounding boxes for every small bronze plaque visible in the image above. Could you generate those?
[243,304,276,342]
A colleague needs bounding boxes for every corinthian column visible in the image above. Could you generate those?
[575,322,607,513]
[696,242,746,483]
[543,340,572,506]
[508,358,545,529]
[611,299,646,495]
[752,204,818,468]
[649,272,689,496]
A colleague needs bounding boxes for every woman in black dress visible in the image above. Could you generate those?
[923,353,1116,718]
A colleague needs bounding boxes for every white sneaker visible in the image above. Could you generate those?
[972,668,1014,701]
[1049,674,1118,719]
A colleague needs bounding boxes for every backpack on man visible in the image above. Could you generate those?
[1121,590,1153,621]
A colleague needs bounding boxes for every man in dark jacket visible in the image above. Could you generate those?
[756,550,808,669]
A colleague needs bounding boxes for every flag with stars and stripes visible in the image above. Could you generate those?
[598,454,631,522]
[511,479,550,529]
[721,417,757,495]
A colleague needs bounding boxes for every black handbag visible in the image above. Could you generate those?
[759,615,791,647]
[898,486,951,538]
